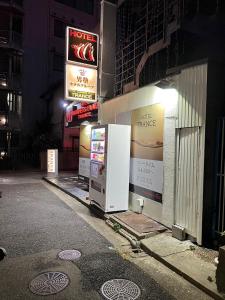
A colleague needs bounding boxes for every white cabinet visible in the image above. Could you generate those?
[89,124,131,212]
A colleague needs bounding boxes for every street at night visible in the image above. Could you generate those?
[1,0,225,299]
[0,172,213,299]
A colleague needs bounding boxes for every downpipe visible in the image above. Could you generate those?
[106,219,141,252]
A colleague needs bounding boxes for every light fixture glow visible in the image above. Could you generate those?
[154,88,178,112]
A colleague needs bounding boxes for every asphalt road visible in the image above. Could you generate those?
[0,172,211,300]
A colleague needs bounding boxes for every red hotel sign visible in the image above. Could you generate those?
[66,27,98,68]
[65,102,99,126]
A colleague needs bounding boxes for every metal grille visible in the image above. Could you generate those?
[101,279,141,300]
[215,118,225,235]
[29,272,69,296]
[115,0,179,96]
[58,249,81,261]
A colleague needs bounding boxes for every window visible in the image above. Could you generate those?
[55,0,94,15]
[7,92,22,114]
[12,16,23,34]
[53,53,64,71]
[12,55,22,74]
[54,19,66,39]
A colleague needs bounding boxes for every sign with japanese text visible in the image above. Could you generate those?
[65,102,98,127]
[47,149,58,175]
[65,64,97,102]
[129,104,164,203]
[66,27,98,68]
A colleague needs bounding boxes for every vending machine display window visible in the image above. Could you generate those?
[91,127,105,140]
[91,141,105,153]
[90,152,104,163]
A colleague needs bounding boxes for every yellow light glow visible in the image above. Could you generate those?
[154,88,178,112]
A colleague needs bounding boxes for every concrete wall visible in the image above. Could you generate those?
[100,62,208,236]
[100,84,177,227]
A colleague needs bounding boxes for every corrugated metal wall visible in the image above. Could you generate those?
[175,64,207,243]
[176,127,200,237]
[176,64,207,128]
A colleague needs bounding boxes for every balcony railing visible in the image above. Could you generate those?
[0,30,22,49]
[0,0,23,8]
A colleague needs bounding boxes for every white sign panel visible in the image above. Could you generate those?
[47,149,58,175]
[130,158,163,194]
[79,158,90,178]
[65,64,97,102]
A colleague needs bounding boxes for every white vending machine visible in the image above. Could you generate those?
[89,124,131,212]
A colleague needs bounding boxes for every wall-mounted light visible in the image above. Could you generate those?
[0,151,6,159]
[0,80,7,87]
[154,78,178,113]
[154,88,178,112]
[155,79,175,89]
[0,115,6,125]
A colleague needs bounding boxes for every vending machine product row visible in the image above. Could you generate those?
[89,124,131,212]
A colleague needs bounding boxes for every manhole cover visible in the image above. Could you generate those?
[29,271,69,296]
[58,250,81,261]
[101,279,141,300]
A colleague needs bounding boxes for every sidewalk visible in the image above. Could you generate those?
[43,174,225,300]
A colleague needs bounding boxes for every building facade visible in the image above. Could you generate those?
[0,0,23,162]
[0,0,100,166]
[99,0,225,247]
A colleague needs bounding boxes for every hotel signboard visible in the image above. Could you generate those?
[66,27,98,68]
[65,27,98,103]
[65,64,97,102]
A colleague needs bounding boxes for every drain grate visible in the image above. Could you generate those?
[101,279,141,300]
[29,271,69,296]
[58,249,81,261]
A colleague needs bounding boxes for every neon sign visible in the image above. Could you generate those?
[66,27,98,68]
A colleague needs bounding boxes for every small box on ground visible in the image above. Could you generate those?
[172,224,186,241]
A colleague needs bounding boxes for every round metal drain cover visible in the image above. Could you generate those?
[101,279,141,300]
[58,249,81,261]
[29,271,69,296]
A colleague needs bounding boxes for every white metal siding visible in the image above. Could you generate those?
[175,64,207,128]
[175,64,207,244]
[175,127,200,237]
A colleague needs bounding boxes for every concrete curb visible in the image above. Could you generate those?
[43,177,225,300]
[43,177,90,209]
[141,242,224,300]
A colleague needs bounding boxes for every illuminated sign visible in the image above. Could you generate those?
[47,149,58,174]
[65,102,98,127]
[66,27,98,68]
[65,64,97,102]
